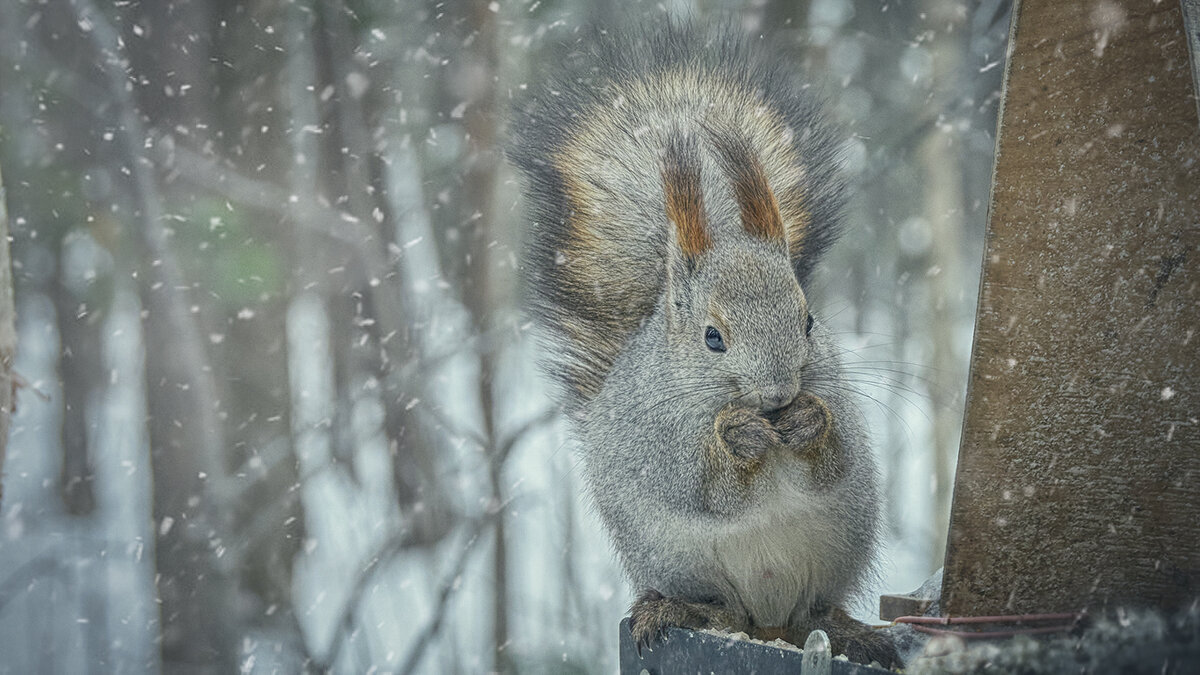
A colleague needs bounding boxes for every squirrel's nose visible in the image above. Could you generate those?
[759,388,796,413]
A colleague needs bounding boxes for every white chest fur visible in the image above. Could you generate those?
[708,479,845,627]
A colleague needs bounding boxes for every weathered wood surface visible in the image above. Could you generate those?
[942,0,1200,616]
[1186,1,1200,122]
[616,619,891,675]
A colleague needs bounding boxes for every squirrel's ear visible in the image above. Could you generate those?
[662,135,709,318]
[661,134,711,274]
[663,216,692,300]
[708,128,788,249]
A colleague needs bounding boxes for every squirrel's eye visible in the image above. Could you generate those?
[704,326,726,352]
[805,313,815,337]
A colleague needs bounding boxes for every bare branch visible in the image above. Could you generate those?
[70,0,227,483]
[0,552,69,612]
[397,517,492,675]
[496,408,559,466]
[69,0,237,665]
[417,403,488,451]
[151,134,364,247]
[316,515,493,673]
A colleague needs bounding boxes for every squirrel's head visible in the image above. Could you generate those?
[660,131,819,413]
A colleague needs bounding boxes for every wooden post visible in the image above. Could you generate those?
[942,0,1200,616]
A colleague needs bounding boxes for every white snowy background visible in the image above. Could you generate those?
[0,0,1007,672]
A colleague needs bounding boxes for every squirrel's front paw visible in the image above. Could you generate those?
[840,628,901,669]
[629,589,743,655]
[772,392,832,455]
[715,405,781,460]
[629,589,670,654]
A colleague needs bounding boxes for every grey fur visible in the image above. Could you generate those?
[508,22,846,416]
[508,23,881,644]
[582,277,879,627]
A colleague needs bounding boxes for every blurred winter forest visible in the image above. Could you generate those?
[0,0,1009,672]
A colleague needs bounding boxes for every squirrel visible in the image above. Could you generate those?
[507,24,897,667]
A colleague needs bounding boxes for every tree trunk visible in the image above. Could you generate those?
[0,164,15,505]
[921,0,968,570]
[71,1,236,667]
[455,0,505,670]
[54,251,100,515]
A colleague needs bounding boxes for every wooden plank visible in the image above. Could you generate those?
[1186,1,1200,122]
[616,619,891,674]
[942,0,1200,617]
[878,594,933,622]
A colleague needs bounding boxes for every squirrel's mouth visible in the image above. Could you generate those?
[762,402,793,425]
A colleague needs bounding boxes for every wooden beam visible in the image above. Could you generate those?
[942,0,1200,616]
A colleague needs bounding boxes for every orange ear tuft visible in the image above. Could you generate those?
[661,137,712,261]
[711,133,785,243]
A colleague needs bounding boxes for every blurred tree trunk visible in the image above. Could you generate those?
[54,252,100,515]
[124,0,217,147]
[308,0,454,544]
[306,0,363,474]
[70,1,237,668]
[0,165,14,505]
[761,0,813,34]
[921,0,967,568]
[454,0,506,671]
[129,61,237,675]
[135,75,235,675]
[131,0,312,653]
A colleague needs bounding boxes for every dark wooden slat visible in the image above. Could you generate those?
[942,0,1200,616]
[617,619,891,674]
[879,594,934,622]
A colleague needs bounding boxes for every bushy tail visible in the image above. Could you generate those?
[507,22,846,415]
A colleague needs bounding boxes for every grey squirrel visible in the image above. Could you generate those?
[508,24,896,667]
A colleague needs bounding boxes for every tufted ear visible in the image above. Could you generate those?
[661,134,710,317]
[663,133,710,282]
[662,133,711,264]
[709,130,789,249]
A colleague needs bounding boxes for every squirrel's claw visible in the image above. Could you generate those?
[629,589,746,657]
[842,631,901,670]
[630,589,669,655]
[632,619,663,656]
[797,604,902,669]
